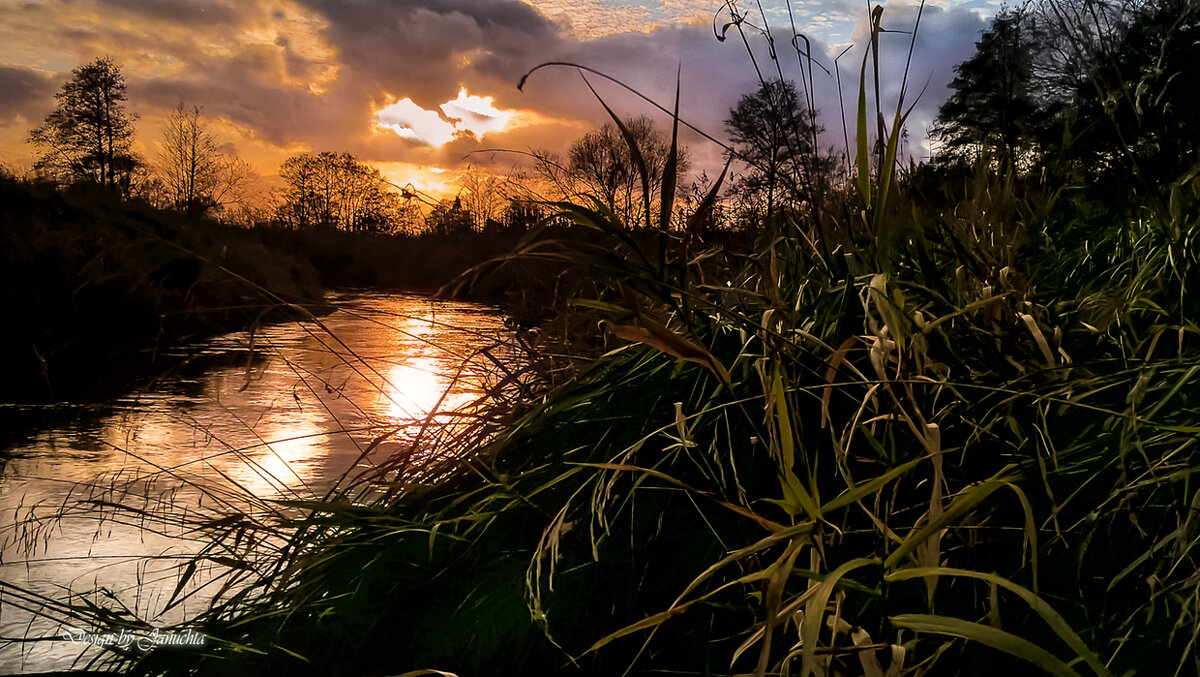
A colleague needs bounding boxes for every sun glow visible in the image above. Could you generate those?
[375,98,458,147]
[373,88,519,147]
[440,89,515,137]
[371,161,458,198]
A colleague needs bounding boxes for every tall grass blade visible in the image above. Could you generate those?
[889,614,1083,677]
[887,568,1112,677]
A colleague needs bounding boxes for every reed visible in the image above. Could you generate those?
[4,2,1198,675]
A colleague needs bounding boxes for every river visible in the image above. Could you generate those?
[0,290,518,673]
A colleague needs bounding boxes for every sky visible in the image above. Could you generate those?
[0,0,1001,200]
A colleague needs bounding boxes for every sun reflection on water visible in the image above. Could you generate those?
[0,292,516,673]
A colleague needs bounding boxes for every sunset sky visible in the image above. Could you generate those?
[0,0,999,199]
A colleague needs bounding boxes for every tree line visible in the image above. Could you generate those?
[22,0,1179,239]
[929,0,1198,201]
[15,54,830,238]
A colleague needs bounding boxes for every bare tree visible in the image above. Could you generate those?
[551,115,690,228]
[277,152,402,232]
[724,79,824,221]
[158,103,249,217]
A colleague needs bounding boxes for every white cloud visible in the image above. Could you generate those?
[374,89,522,147]
[440,89,516,138]
[375,98,458,147]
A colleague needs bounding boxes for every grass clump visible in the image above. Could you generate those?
[13,2,1200,675]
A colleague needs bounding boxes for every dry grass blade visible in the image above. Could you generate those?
[600,315,731,385]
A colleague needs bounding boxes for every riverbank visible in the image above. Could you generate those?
[0,177,328,403]
[255,225,529,295]
[100,161,1198,676]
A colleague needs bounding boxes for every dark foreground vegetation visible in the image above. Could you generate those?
[0,176,327,402]
[4,0,1200,675]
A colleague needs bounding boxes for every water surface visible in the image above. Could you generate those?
[0,291,515,673]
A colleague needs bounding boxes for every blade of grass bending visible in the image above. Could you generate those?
[886,568,1112,677]
[754,538,806,677]
[567,298,632,315]
[553,200,658,273]
[600,315,731,385]
[820,456,922,514]
[580,75,652,230]
[889,614,1082,677]
[772,366,821,519]
[1144,364,1199,420]
[801,558,879,677]
[587,564,774,653]
[516,61,732,152]
[998,480,1039,593]
[575,462,785,531]
[676,522,816,602]
[160,560,198,615]
[587,525,815,667]
[884,476,1008,569]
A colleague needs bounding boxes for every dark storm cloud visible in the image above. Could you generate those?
[0,66,55,125]
[294,0,566,107]
[95,0,241,26]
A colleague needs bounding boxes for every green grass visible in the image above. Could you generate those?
[5,3,1200,675]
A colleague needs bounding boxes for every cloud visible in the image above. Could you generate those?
[375,98,459,147]
[0,67,55,126]
[94,0,242,26]
[0,0,991,191]
[441,89,517,138]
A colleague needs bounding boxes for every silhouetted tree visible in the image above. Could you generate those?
[29,56,141,193]
[933,11,1042,168]
[457,167,507,231]
[277,152,401,232]
[425,198,474,237]
[562,115,690,228]
[1054,0,1200,192]
[500,199,545,232]
[724,79,823,219]
[158,103,250,217]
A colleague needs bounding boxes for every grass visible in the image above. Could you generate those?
[3,2,1199,675]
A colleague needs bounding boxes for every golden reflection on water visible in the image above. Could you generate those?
[380,356,468,421]
[0,292,514,673]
